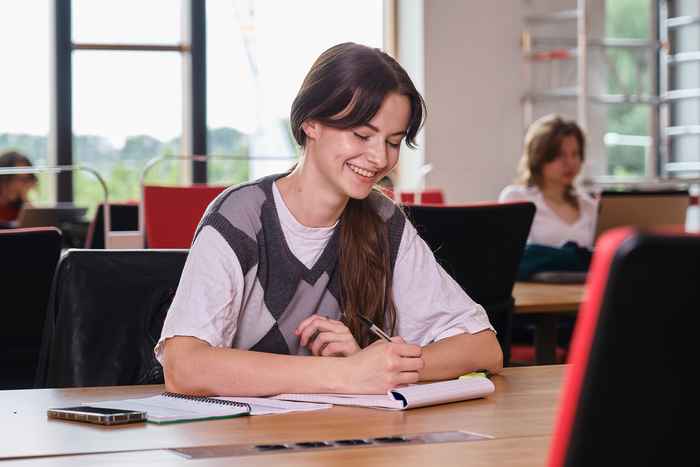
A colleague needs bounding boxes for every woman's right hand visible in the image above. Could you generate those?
[337,337,424,394]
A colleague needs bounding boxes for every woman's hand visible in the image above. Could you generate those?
[337,337,424,394]
[295,314,361,357]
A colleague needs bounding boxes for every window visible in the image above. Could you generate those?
[524,1,700,183]
[71,0,185,207]
[604,0,653,178]
[206,0,384,185]
[0,0,52,204]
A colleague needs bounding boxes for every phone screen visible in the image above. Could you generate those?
[59,406,135,414]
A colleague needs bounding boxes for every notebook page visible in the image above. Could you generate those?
[271,393,403,409]
[86,395,248,423]
[273,378,495,410]
[211,397,332,415]
[391,378,495,409]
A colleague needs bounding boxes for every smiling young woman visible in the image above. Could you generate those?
[158,42,503,398]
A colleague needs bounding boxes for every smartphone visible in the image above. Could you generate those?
[47,406,147,425]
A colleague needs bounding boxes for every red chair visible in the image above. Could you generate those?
[142,185,227,248]
[398,188,445,205]
[0,227,62,389]
[548,228,700,466]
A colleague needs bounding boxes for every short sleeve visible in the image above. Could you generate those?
[154,225,245,364]
[391,221,494,347]
[498,185,526,203]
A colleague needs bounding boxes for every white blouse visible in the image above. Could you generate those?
[498,185,599,249]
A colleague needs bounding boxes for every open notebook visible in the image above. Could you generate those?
[272,377,495,410]
[86,392,331,424]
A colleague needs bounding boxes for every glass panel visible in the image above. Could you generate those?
[72,0,182,45]
[604,0,652,177]
[206,0,383,184]
[0,0,52,205]
[72,51,183,208]
[605,104,651,176]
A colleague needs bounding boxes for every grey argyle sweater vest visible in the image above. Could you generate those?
[194,174,406,355]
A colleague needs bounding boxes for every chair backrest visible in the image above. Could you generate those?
[143,185,226,248]
[403,201,535,364]
[399,188,445,205]
[594,189,688,240]
[84,202,139,249]
[0,227,62,389]
[548,228,700,467]
[35,249,188,388]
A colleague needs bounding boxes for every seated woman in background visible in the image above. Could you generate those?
[499,114,597,280]
[0,151,38,227]
[500,114,597,362]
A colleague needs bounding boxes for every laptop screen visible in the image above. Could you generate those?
[17,204,87,228]
[594,190,688,240]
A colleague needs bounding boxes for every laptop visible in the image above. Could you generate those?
[594,189,688,240]
[16,204,87,229]
[548,228,699,466]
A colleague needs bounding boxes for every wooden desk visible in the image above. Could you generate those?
[513,282,586,365]
[0,366,565,466]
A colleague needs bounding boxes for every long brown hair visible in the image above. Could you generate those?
[290,43,426,346]
[517,114,585,208]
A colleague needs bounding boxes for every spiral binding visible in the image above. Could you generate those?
[162,392,251,411]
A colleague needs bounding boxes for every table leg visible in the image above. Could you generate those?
[533,315,558,365]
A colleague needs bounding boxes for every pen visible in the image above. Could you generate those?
[357,314,392,342]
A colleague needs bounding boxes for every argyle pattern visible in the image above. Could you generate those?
[194,174,405,355]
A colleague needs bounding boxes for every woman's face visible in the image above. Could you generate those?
[6,165,37,201]
[304,92,411,200]
[541,135,582,189]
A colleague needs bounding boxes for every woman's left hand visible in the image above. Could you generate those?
[295,315,361,357]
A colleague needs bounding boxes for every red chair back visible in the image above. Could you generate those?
[143,185,226,248]
[399,188,445,205]
[548,228,700,466]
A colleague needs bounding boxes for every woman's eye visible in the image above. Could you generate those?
[387,141,402,149]
[353,132,370,141]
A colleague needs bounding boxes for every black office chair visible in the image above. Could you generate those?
[403,201,535,366]
[0,227,62,389]
[549,228,700,466]
[35,249,188,388]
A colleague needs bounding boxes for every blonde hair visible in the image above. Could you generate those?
[517,114,585,208]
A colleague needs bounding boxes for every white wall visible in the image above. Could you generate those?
[422,1,526,202]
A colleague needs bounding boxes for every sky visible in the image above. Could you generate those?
[0,0,383,147]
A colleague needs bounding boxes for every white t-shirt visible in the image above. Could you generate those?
[155,182,493,364]
[498,185,598,249]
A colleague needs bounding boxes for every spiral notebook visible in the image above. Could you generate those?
[85,392,250,424]
[272,377,495,410]
[86,392,331,424]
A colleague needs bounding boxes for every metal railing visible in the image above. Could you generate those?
[0,165,115,246]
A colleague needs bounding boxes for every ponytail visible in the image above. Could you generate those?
[338,194,396,346]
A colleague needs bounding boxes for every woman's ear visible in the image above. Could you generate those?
[301,120,321,141]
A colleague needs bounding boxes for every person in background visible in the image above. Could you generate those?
[0,151,38,227]
[499,114,597,361]
[499,114,598,253]
[157,42,502,398]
